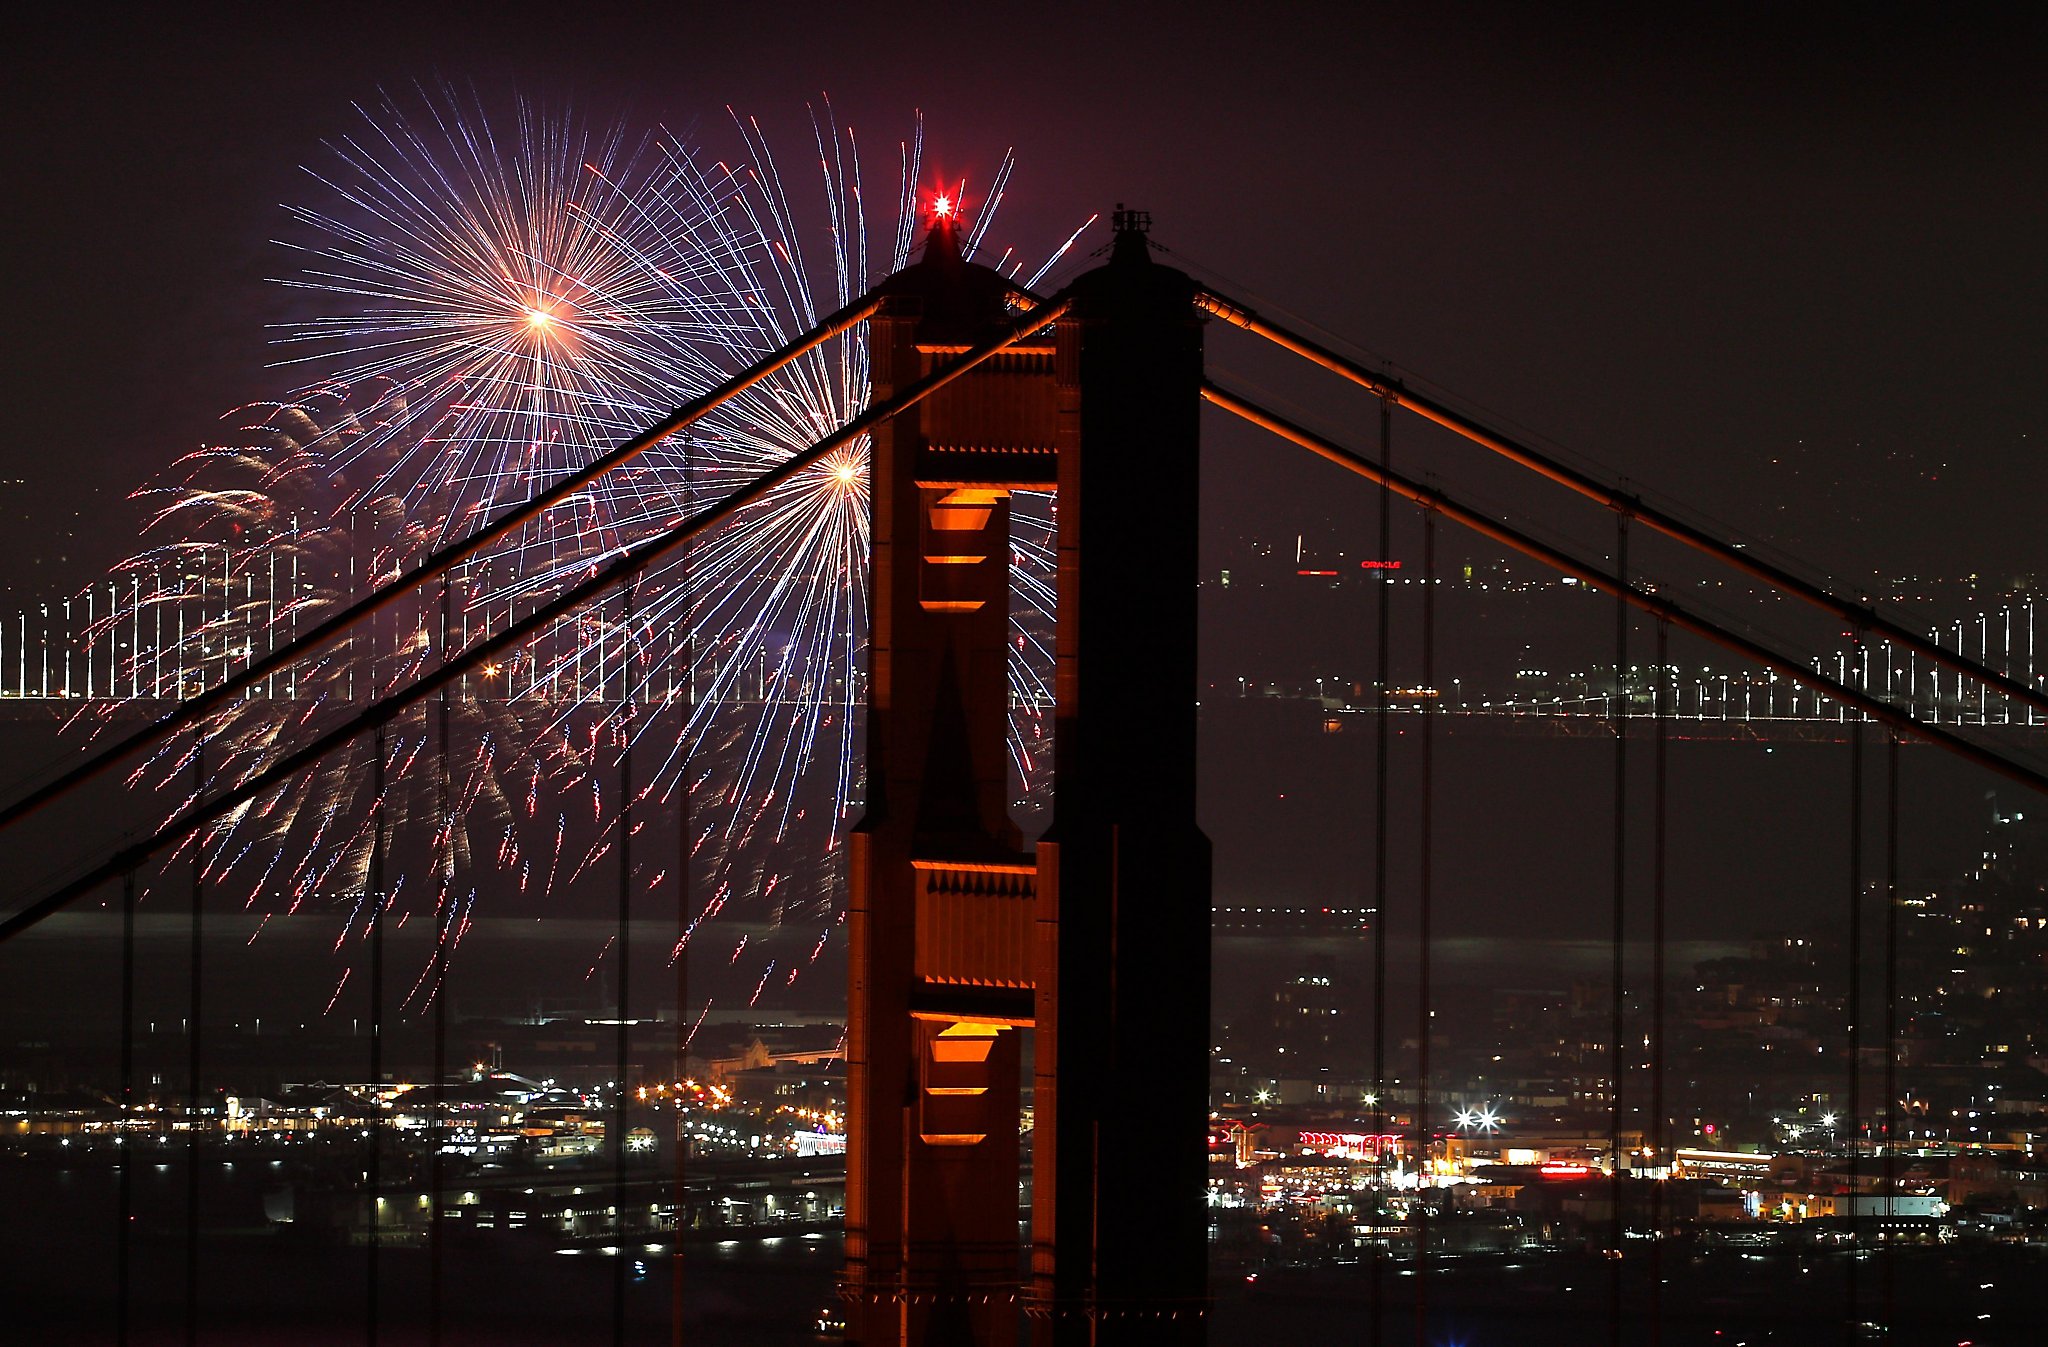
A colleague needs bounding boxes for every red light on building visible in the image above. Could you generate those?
[1359,559,1401,570]
[1296,569,1339,577]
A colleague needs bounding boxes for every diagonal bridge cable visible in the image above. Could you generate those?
[1194,289,2048,723]
[0,293,1072,943]
[0,290,888,837]
[1202,379,2048,799]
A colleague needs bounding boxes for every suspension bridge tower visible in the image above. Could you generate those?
[844,207,1211,1346]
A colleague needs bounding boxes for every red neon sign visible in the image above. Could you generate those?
[1299,1131,1401,1154]
[1359,560,1402,570]
[1297,569,1339,577]
[1539,1162,1593,1178]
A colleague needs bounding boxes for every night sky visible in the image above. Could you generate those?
[2,4,2045,962]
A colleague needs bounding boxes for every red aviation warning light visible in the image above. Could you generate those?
[918,189,965,266]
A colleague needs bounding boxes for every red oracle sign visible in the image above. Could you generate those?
[1359,560,1402,570]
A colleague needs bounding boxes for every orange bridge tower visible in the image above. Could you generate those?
[844,207,1209,1347]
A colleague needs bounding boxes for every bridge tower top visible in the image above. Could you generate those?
[869,198,1015,345]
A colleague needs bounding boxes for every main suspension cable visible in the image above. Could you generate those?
[0,295,1070,944]
[0,291,887,838]
[1194,290,2048,721]
[1199,381,2048,798]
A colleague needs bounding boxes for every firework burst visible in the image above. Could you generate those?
[78,88,1087,1010]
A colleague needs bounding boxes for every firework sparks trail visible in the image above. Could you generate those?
[65,88,1085,1014]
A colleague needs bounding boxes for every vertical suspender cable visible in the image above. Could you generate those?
[1414,502,1436,1347]
[1882,733,1899,1335]
[186,742,203,1347]
[1649,618,1669,1347]
[357,525,381,1343]
[1369,393,1393,1346]
[367,724,386,1346]
[1845,715,1865,1343]
[119,868,136,1347]
[672,446,696,1347]
[430,576,452,1346]
[613,582,636,1347]
[1609,515,1629,1345]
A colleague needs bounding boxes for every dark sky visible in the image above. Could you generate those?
[1,3,2043,958]
[5,3,2042,584]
